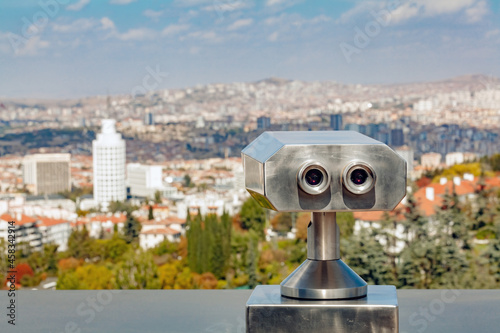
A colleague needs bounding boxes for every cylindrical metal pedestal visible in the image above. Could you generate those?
[280,212,367,299]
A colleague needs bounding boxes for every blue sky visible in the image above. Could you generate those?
[0,0,499,98]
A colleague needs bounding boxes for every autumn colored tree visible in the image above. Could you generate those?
[295,213,310,241]
[115,249,160,289]
[158,262,179,289]
[270,213,292,233]
[10,263,34,285]
[58,257,81,272]
[194,272,218,289]
[75,265,115,289]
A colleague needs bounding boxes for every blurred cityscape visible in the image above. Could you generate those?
[0,74,499,290]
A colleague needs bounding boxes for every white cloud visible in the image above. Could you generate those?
[264,15,282,26]
[268,31,279,42]
[162,24,190,36]
[174,0,213,6]
[391,0,489,24]
[66,0,91,11]
[485,29,500,39]
[390,2,421,24]
[202,1,252,12]
[110,0,136,5]
[465,0,488,23]
[186,31,218,41]
[422,0,476,16]
[338,0,488,25]
[336,1,379,24]
[14,36,50,56]
[52,18,98,33]
[97,17,159,41]
[227,18,253,31]
[266,13,330,27]
[266,0,285,6]
[143,9,163,20]
[100,17,116,31]
[309,14,331,24]
[264,0,304,11]
[117,28,157,41]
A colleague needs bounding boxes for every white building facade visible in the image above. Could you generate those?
[93,119,126,209]
[23,154,71,195]
[127,164,163,198]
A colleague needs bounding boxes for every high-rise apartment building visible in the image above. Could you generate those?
[93,119,126,209]
[144,112,154,126]
[257,116,271,129]
[390,129,404,146]
[23,154,71,195]
[330,114,343,130]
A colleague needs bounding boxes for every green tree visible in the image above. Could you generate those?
[122,213,142,244]
[115,249,160,289]
[184,174,192,187]
[57,271,81,289]
[186,212,203,273]
[154,190,162,204]
[67,227,95,259]
[239,197,266,239]
[343,227,395,285]
[148,205,154,221]
[397,191,468,288]
[337,212,355,238]
[246,231,259,289]
[109,201,138,214]
[102,234,129,262]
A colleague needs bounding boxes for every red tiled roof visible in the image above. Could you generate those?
[141,227,180,235]
[485,177,500,188]
[0,214,37,226]
[353,204,406,222]
[90,214,126,224]
[37,217,69,227]
[141,216,186,226]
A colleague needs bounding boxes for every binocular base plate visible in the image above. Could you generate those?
[280,259,368,299]
[246,285,398,333]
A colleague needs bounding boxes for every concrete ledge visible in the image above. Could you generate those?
[0,289,499,332]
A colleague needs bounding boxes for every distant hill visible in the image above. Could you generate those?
[2,74,499,107]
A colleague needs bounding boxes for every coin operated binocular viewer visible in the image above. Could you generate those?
[242,131,407,333]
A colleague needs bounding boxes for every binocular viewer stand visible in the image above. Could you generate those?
[246,212,399,332]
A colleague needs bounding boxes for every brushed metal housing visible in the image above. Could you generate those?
[241,131,407,212]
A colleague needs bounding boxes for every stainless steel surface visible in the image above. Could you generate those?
[247,285,398,333]
[1,289,500,332]
[307,212,340,260]
[281,212,367,299]
[241,131,407,212]
[280,259,368,299]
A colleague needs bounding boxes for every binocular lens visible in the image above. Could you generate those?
[350,168,368,186]
[298,163,330,195]
[343,162,376,195]
[305,169,323,186]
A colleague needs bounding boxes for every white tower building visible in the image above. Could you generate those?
[93,119,126,209]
